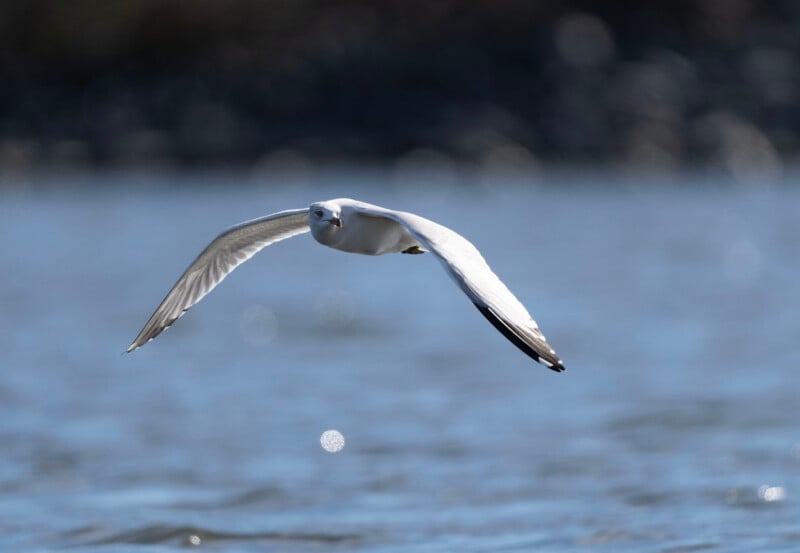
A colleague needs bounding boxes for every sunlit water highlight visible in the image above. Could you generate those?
[321,430,346,453]
[0,169,798,551]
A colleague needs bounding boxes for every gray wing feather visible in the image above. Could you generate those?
[127,208,310,352]
[351,202,564,371]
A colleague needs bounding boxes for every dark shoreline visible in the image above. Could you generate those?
[1,1,797,168]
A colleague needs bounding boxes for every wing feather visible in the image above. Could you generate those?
[351,201,565,371]
[127,208,310,352]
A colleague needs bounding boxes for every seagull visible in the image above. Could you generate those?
[127,198,565,372]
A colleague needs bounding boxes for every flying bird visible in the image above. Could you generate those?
[127,198,565,371]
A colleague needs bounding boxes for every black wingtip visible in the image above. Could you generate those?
[473,303,565,372]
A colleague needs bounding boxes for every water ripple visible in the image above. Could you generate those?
[73,524,362,547]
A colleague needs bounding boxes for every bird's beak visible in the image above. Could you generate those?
[330,216,342,228]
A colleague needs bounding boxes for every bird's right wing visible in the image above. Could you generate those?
[127,208,310,352]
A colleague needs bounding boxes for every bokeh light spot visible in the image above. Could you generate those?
[239,304,278,347]
[320,429,346,453]
[315,289,356,329]
[554,12,615,68]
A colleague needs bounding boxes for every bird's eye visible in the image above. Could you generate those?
[314,210,323,217]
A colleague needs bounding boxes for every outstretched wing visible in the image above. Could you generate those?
[127,208,310,352]
[351,201,565,371]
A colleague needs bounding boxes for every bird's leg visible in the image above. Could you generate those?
[401,245,426,254]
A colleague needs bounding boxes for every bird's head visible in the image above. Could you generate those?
[309,201,343,243]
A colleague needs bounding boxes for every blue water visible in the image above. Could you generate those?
[1,169,798,552]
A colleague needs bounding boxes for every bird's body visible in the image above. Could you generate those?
[128,198,565,372]
[310,200,423,255]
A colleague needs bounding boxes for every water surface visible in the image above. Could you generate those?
[1,169,798,551]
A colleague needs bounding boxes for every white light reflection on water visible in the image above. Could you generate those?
[758,485,787,503]
[320,429,346,453]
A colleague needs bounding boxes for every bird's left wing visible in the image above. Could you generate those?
[351,202,564,371]
[127,208,310,352]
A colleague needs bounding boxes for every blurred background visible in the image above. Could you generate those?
[0,0,797,174]
[1,2,798,552]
